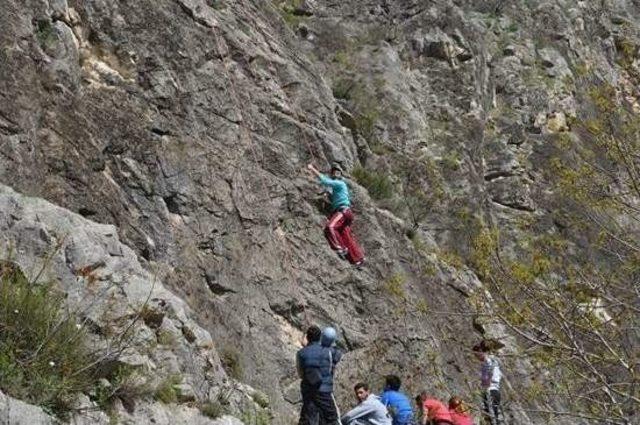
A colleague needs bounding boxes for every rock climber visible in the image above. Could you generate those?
[447,396,473,425]
[380,375,414,425]
[341,382,392,425]
[473,341,504,425]
[307,162,365,267]
[415,392,453,425]
[297,326,342,425]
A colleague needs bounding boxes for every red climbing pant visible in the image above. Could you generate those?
[324,208,364,264]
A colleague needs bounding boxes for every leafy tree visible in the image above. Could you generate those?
[468,75,640,424]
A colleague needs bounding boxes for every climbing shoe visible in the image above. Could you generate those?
[336,249,348,260]
[354,259,365,269]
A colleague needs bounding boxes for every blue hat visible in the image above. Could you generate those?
[321,327,337,347]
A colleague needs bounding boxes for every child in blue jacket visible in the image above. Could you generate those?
[380,375,414,425]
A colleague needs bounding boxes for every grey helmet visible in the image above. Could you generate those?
[321,327,337,347]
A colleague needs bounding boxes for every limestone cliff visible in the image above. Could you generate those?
[1,0,639,424]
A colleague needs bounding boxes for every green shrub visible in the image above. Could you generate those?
[438,250,465,269]
[341,80,382,143]
[331,78,382,143]
[382,273,406,300]
[207,0,224,9]
[400,156,446,227]
[251,390,270,408]
[275,0,306,27]
[241,409,272,425]
[352,166,394,200]
[332,78,354,100]
[35,20,55,49]
[332,51,354,70]
[405,227,417,240]
[94,365,151,413]
[615,36,639,71]
[0,264,94,417]
[441,150,461,171]
[138,305,164,329]
[506,22,518,33]
[220,347,243,380]
[154,374,182,404]
[415,299,429,316]
[157,329,177,347]
[199,400,226,419]
[354,107,380,143]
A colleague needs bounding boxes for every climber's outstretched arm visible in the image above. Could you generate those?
[307,163,322,179]
[308,163,344,190]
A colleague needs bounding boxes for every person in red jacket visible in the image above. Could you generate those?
[448,396,473,425]
[415,392,453,425]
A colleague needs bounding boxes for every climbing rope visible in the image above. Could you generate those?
[211,18,312,328]
[236,1,322,165]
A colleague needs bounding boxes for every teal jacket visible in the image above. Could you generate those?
[319,174,351,211]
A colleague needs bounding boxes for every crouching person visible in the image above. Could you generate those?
[380,375,414,425]
[415,392,453,425]
[341,382,392,425]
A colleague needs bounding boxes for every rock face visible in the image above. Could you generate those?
[0,387,245,425]
[0,391,57,425]
[1,0,640,424]
[0,184,262,423]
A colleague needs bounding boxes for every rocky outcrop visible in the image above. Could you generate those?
[0,184,262,423]
[0,390,245,425]
[0,391,58,425]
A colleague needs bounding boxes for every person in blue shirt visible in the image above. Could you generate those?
[380,375,415,425]
[307,162,365,267]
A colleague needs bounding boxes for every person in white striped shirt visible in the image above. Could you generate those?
[473,341,504,425]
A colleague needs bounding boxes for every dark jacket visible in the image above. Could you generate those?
[296,341,342,393]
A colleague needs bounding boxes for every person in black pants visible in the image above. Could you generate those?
[473,341,504,425]
[297,326,342,425]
